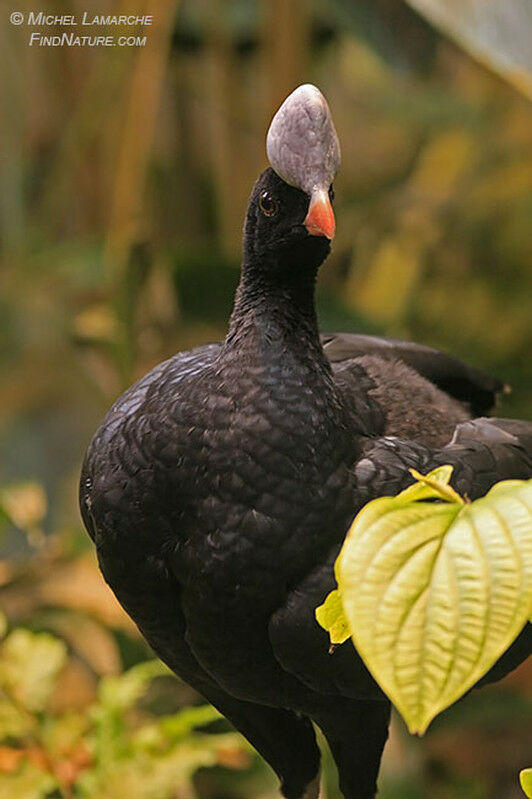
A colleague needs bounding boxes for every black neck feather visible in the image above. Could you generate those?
[223,248,327,371]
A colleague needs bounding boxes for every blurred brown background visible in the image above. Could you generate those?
[0,1,531,797]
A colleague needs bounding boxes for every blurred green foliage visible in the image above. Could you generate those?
[0,626,251,799]
[1,0,531,797]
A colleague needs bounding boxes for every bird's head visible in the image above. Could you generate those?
[244,84,341,274]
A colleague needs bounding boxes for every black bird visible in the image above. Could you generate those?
[80,86,532,799]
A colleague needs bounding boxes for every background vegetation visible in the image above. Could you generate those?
[1,1,531,797]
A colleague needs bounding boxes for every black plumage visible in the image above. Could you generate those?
[80,168,532,799]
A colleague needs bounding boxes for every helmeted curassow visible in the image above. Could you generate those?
[80,85,532,799]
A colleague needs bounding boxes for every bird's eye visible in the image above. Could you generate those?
[259,191,276,217]
[328,185,335,203]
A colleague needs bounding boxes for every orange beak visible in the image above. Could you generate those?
[304,189,335,239]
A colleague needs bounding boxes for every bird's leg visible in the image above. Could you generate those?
[199,689,321,799]
[102,563,320,799]
[300,769,321,799]
[312,699,391,799]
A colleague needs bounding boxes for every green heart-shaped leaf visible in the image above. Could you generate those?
[335,475,532,734]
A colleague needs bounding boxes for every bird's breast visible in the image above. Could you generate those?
[173,396,355,608]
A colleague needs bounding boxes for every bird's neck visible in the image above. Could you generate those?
[222,255,329,374]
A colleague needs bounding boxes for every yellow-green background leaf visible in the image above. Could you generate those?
[315,589,350,645]
[0,760,58,799]
[336,479,532,734]
[0,630,67,713]
[521,768,532,798]
[398,465,461,503]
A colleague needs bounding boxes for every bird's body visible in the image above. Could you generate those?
[80,92,532,798]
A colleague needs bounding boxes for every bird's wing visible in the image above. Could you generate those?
[268,417,532,699]
[321,332,505,416]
